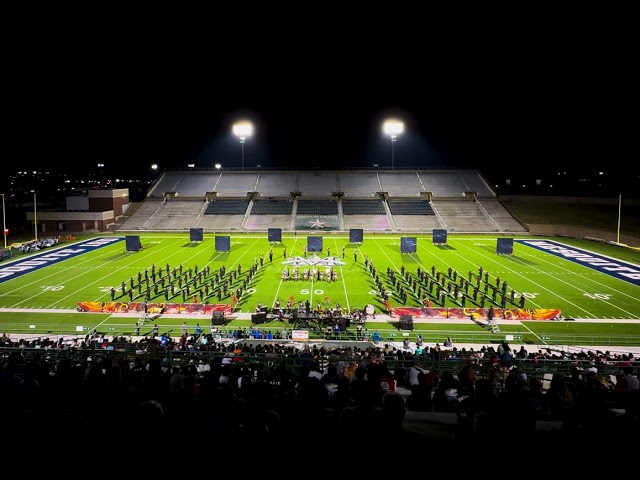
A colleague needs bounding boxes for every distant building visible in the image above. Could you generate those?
[25,188,129,234]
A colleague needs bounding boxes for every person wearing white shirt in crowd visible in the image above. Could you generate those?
[406,360,427,387]
[308,361,323,380]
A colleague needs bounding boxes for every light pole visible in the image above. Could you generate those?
[383,119,404,169]
[33,191,37,241]
[2,193,6,248]
[232,121,253,171]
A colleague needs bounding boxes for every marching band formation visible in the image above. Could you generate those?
[281,265,339,282]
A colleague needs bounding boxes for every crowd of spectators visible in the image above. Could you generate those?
[1,331,638,446]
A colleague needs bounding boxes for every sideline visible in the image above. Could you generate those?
[2,307,640,356]
[2,307,640,324]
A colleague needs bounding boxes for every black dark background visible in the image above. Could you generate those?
[3,6,636,192]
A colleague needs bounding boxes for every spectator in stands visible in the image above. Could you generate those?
[343,359,359,382]
[406,371,432,412]
[432,371,460,412]
[405,360,427,387]
[455,378,500,436]
[379,391,427,442]
[527,376,547,419]
[498,342,513,375]
[622,366,640,390]
[339,371,383,436]
[457,361,476,398]
[545,373,578,429]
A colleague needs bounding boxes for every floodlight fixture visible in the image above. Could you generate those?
[382,119,404,169]
[232,121,254,170]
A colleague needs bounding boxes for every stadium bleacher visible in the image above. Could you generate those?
[117,168,528,234]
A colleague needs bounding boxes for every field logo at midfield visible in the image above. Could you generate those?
[282,254,346,267]
[0,237,124,282]
[516,239,640,286]
[308,219,330,229]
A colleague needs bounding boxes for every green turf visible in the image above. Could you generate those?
[0,233,639,345]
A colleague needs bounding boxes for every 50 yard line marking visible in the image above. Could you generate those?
[332,237,351,312]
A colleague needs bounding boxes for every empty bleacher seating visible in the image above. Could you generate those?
[250,198,293,215]
[342,199,386,215]
[387,200,435,215]
[204,200,249,215]
[338,172,381,197]
[296,199,339,216]
[379,173,424,197]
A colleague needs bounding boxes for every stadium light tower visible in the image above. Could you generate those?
[382,119,404,169]
[232,121,254,171]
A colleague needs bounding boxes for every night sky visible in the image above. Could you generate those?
[4,9,635,185]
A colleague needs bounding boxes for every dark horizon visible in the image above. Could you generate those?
[4,10,635,191]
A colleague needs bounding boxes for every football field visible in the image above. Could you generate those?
[0,233,639,346]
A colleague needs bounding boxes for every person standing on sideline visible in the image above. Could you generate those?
[283,247,287,258]
[269,249,273,262]
[134,323,140,336]
[153,324,159,337]
[354,250,358,262]
[181,322,187,337]
[342,246,346,258]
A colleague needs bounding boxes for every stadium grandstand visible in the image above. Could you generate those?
[116,168,528,234]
